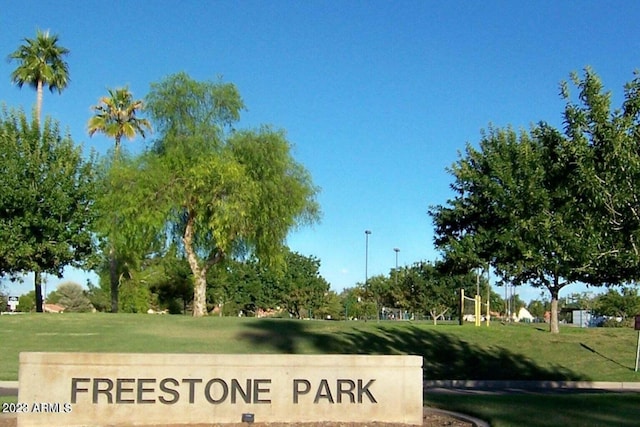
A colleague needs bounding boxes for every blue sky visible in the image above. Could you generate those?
[2,1,640,303]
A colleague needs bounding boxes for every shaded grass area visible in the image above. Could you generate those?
[425,392,640,427]
[237,320,584,381]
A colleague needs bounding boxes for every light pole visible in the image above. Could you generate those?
[365,230,372,288]
[393,248,400,320]
[393,248,400,289]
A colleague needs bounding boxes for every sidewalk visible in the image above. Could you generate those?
[0,381,17,397]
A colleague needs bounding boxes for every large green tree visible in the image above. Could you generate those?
[8,29,70,126]
[125,73,319,317]
[593,287,640,322]
[0,109,96,312]
[277,251,330,319]
[560,68,640,284]
[88,87,152,313]
[431,68,640,333]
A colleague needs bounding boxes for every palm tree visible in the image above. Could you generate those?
[88,87,152,158]
[8,29,70,126]
[88,87,151,313]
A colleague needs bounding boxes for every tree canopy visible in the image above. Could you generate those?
[8,29,70,125]
[0,108,96,311]
[430,68,640,333]
[88,87,151,158]
[116,73,320,317]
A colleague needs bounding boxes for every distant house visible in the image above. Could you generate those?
[515,307,535,322]
[44,303,65,313]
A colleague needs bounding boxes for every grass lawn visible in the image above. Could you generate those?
[425,392,640,427]
[2,313,640,426]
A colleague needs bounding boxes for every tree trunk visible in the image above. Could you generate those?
[191,267,208,317]
[114,135,121,160]
[549,279,560,334]
[34,270,43,313]
[36,79,43,127]
[183,214,207,317]
[109,247,119,313]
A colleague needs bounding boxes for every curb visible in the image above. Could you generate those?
[425,407,489,427]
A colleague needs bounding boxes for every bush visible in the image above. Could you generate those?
[56,282,93,312]
[601,317,625,328]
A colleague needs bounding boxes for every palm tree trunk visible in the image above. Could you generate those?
[36,79,43,127]
[114,135,121,160]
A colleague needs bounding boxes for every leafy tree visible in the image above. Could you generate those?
[396,262,483,324]
[17,290,36,312]
[315,290,343,320]
[277,251,330,319]
[431,69,640,333]
[50,281,92,312]
[593,287,640,321]
[363,274,393,321]
[430,125,582,332]
[0,109,96,312]
[92,156,163,313]
[341,288,366,320]
[8,29,70,126]
[88,88,152,313]
[559,68,640,284]
[125,73,320,317]
[148,247,193,314]
[86,280,110,312]
[0,285,7,312]
[488,288,506,317]
[118,277,151,313]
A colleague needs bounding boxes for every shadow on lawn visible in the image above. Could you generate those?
[238,320,586,381]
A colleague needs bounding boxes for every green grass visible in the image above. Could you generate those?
[2,313,640,426]
[425,392,640,427]
[2,314,640,381]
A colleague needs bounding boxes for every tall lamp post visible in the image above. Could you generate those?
[365,230,372,289]
[393,248,400,320]
[393,248,400,286]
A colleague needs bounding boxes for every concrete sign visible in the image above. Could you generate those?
[17,352,423,426]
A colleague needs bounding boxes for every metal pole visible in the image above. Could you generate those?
[365,230,371,286]
[394,248,400,320]
[365,230,371,320]
[635,331,640,372]
[393,248,399,286]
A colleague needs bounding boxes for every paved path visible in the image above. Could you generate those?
[0,382,17,397]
